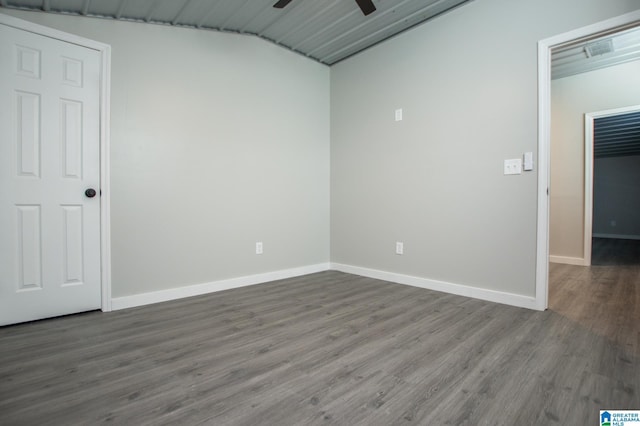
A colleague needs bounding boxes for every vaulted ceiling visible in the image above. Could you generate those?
[0,0,474,65]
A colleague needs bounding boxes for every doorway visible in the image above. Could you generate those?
[586,106,640,265]
[537,10,640,310]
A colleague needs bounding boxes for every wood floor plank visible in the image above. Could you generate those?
[1,242,639,425]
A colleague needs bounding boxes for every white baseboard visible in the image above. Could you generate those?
[111,263,331,310]
[549,255,588,266]
[593,233,640,241]
[330,263,541,311]
[112,262,542,312]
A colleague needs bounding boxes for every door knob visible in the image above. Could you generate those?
[85,188,97,198]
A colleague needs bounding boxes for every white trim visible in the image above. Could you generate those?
[593,233,640,240]
[536,10,640,312]
[536,39,551,311]
[549,255,588,266]
[0,12,108,50]
[331,263,540,311]
[112,263,331,310]
[584,113,594,266]
[0,13,113,312]
[100,44,112,312]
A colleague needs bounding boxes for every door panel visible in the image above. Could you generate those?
[0,23,101,326]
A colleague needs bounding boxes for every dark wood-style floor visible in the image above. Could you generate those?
[592,237,640,266]
[1,241,638,425]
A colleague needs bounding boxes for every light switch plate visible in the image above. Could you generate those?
[395,108,403,121]
[504,158,522,175]
[523,152,533,171]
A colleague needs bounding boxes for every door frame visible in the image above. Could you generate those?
[536,10,640,311]
[585,105,640,266]
[0,13,112,312]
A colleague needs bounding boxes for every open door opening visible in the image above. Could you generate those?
[536,10,640,311]
[586,106,640,266]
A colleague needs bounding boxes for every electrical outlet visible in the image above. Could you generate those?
[396,242,404,255]
[504,158,522,175]
[256,242,263,255]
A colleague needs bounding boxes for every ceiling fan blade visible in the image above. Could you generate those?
[354,0,376,16]
[273,0,293,8]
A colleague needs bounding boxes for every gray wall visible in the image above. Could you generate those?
[550,61,640,261]
[331,0,640,297]
[593,155,640,238]
[2,9,330,298]
[4,0,639,304]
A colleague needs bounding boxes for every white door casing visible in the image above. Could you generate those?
[0,15,111,325]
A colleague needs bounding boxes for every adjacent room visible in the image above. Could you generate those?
[1,0,639,424]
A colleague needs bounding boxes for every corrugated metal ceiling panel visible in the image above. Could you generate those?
[552,26,640,80]
[0,0,474,65]
[315,0,470,63]
[595,112,640,158]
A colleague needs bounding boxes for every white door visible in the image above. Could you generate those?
[0,23,101,326]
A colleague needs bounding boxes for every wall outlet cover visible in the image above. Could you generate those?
[395,242,404,255]
[504,158,522,175]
